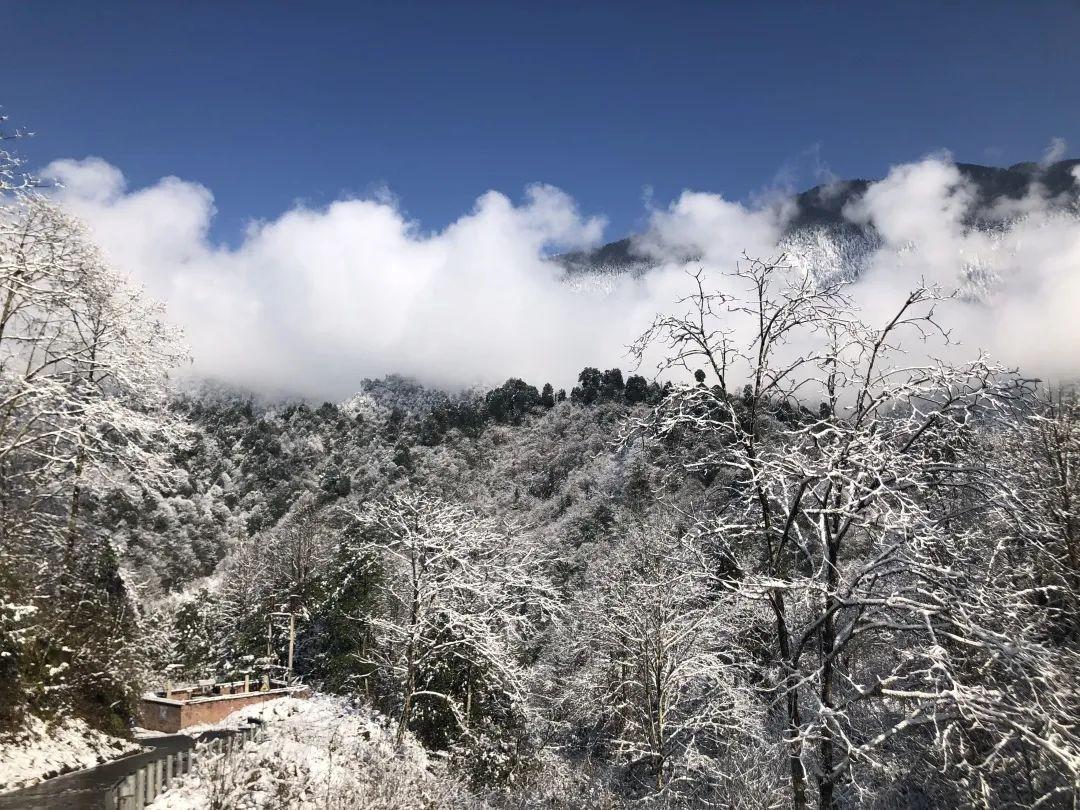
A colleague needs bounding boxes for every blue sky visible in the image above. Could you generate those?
[6,1,1079,244]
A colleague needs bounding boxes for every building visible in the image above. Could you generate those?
[137,679,311,733]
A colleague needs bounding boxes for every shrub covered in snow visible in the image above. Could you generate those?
[148,696,482,809]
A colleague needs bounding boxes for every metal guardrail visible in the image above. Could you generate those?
[105,724,259,810]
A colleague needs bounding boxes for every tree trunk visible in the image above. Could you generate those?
[818,535,841,810]
[397,563,421,746]
[465,665,472,730]
[65,440,87,556]
[66,340,98,560]
[773,590,808,810]
[396,656,415,746]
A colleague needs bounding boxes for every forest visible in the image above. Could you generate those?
[2,118,1080,809]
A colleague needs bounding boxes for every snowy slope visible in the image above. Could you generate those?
[0,715,140,791]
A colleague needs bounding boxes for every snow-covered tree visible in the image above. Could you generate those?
[630,256,1080,807]
[570,515,775,803]
[0,119,189,732]
[0,193,189,557]
[0,111,33,193]
[1010,386,1080,631]
[345,490,556,756]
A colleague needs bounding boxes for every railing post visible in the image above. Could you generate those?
[134,765,146,809]
[125,773,137,810]
[146,760,156,802]
[113,752,202,810]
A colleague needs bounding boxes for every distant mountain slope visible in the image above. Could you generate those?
[559,159,1080,275]
[558,237,648,276]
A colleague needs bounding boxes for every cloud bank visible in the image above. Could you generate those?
[839,157,1080,378]
[44,151,1080,399]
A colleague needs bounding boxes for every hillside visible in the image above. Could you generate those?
[3,126,1079,807]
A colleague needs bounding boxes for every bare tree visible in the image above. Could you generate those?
[630,256,1079,807]
[570,515,777,804]
[0,111,34,193]
[345,490,557,747]
[1012,386,1080,632]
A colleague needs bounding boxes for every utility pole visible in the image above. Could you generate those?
[268,611,299,683]
[287,612,296,680]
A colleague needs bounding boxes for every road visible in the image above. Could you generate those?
[0,729,235,810]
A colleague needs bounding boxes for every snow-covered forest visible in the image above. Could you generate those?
[2,108,1080,810]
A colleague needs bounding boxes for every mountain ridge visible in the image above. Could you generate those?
[560,158,1080,274]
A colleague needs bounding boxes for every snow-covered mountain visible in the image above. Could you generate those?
[557,158,1080,280]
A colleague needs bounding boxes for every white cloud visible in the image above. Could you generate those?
[45,159,650,398]
[41,153,1080,398]
[1041,136,1067,166]
[47,157,126,202]
[843,156,972,255]
[635,190,789,266]
[839,156,1080,380]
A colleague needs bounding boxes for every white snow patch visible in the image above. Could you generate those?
[0,715,140,791]
[147,694,481,809]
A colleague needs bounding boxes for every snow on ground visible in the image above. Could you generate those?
[0,715,140,791]
[147,694,482,809]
